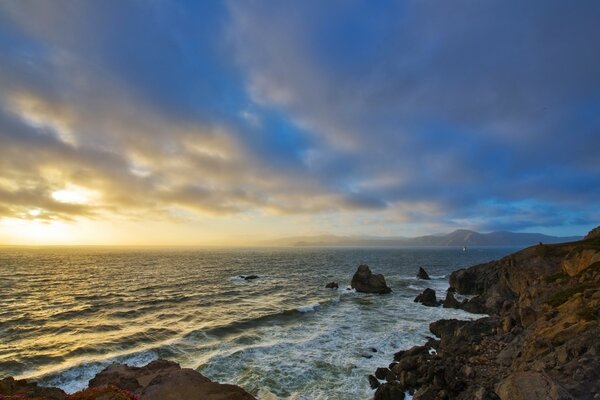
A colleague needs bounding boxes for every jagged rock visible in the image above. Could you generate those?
[0,377,66,399]
[417,267,431,280]
[350,265,391,294]
[442,287,461,308]
[585,225,600,240]
[496,371,574,400]
[374,382,405,399]
[325,281,338,289]
[375,367,390,380]
[89,359,255,400]
[414,288,440,307]
[368,374,381,389]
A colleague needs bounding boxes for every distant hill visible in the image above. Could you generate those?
[271,229,582,247]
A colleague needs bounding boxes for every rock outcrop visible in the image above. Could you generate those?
[373,227,600,399]
[1,360,255,400]
[325,281,339,289]
[417,267,430,280]
[351,265,392,294]
[413,288,440,307]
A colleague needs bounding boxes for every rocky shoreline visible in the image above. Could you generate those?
[0,359,255,400]
[372,226,600,400]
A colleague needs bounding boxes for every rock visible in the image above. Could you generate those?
[449,269,479,295]
[443,287,461,308]
[496,371,574,400]
[375,367,390,380]
[585,225,600,240]
[241,275,259,280]
[368,374,381,389]
[561,249,600,276]
[325,281,339,289]
[89,359,255,400]
[417,267,431,280]
[414,288,440,307]
[0,377,66,400]
[350,265,392,294]
[374,382,405,399]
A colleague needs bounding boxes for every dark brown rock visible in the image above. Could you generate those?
[0,377,66,400]
[369,374,381,389]
[414,288,440,307]
[374,382,405,400]
[350,265,391,294]
[417,267,431,280]
[375,367,391,380]
[89,359,255,400]
[442,287,461,308]
[325,281,338,289]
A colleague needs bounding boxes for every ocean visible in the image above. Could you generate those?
[0,246,515,399]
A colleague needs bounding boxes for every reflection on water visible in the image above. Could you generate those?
[0,246,514,399]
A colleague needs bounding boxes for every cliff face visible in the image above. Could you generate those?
[374,227,600,400]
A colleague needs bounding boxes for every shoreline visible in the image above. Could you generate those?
[371,228,600,399]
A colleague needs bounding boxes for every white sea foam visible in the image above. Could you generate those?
[296,303,320,313]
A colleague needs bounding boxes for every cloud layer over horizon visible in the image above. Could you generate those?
[0,0,599,243]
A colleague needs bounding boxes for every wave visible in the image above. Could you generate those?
[296,303,320,313]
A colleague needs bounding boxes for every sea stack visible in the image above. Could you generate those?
[351,264,392,294]
[417,267,431,280]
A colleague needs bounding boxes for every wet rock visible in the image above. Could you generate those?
[374,382,405,399]
[350,265,392,294]
[241,275,259,280]
[369,374,381,389]
[414,288,440,307]
[417,267,431,280]
[325,281,339,289]
[442,287,461,308]
[375,367,390,380]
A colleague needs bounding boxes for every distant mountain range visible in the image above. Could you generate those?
[270,229,582,247]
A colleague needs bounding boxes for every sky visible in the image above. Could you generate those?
[0,0,599,245]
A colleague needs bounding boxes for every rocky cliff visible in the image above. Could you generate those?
[373,226,600,400]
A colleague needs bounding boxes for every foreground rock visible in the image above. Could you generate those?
[0,377,67,399]
[413,288,440,307]
[373,225,600,399]
[1,360,255,400]
[351,265,392,294]
[90,359,255,400]
[417,267,431,280]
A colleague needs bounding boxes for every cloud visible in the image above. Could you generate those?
[0,0,598,239]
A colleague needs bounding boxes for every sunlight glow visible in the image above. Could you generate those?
[51,187,95,204]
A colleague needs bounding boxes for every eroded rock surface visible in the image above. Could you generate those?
[351,264,392,294]
[373,227,600,399]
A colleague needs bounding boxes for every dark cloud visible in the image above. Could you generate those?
[0,0,598,237]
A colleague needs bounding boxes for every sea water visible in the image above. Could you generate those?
[0,246,515,399]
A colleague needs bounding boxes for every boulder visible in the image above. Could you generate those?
[495,371,574,400]
[414,288,440,307]
[417,267,431,280]
[0,377,66,400]
[241,275,259,280]
[368,374,381,389]
[325,281,339,289]
[442,287,461,308]
[351,265,392,294]
[374,382,405,400]
[375,367,390,380]
[89,359,255,400]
